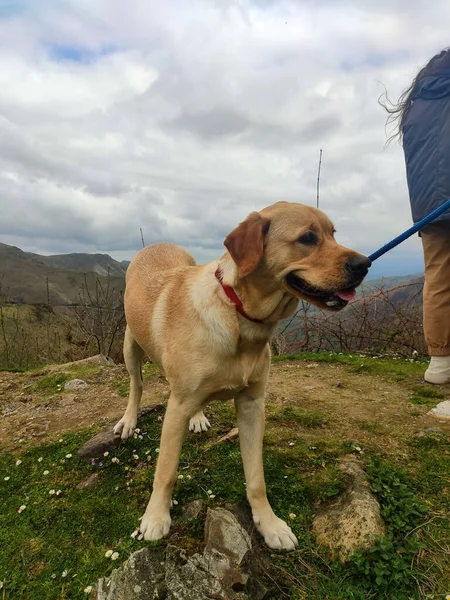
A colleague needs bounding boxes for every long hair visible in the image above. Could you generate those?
[379,48,449,143]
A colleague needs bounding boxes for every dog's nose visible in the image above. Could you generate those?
[345,255,372,276]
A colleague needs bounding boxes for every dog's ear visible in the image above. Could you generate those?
[224,212,271,278]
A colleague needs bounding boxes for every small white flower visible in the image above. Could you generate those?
[16,459,22,466]
[62,570,68,578]
[207,490,212,495]
[18,505,26,513]
[155,448,160,454]
[177,474,184,480]
[111,552,119,560]
[111,457,119,464]
[103,452,109,457]
[209,494,216,499]
[105,550,113,558]
[134,428,141,434]
[43,470,49,475]
[288,442,295,447]
[145,450,151,455]
[289,513,296,520]
[49,489,56,495]
[59,438,63,443]
[84,586,93,594]
[4,476,10,481]
[138,435,143,440]
[56,490,62,496]
[131,530,139,539]
[133,454,139,460]
[38,457,43,462]
[186,474,192,480]
[65,454,72,459]
[173,499,178,505]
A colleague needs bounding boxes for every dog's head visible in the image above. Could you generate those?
[224,201,370,311]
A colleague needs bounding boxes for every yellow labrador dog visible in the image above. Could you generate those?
[114,201,370,550]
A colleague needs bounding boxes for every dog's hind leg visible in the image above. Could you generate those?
[140,393,191,540]
[114,326,145,440]
[189,410,211,433]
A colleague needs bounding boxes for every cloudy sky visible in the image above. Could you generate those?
[0,0,449,279]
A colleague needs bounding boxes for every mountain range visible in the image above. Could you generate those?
[0,242,424,306]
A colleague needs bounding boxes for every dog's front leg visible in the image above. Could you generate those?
[140,394,190,541]
[235,386,298,551]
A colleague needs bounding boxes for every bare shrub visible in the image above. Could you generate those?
[272,282,426,358]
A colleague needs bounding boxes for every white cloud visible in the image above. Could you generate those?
[0,0,448,275]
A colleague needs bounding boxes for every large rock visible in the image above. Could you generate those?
[205,507,251,565]
[94,508,258,599]
[96,547,165,600]
[313,457,386,562]
[164,545,229,599]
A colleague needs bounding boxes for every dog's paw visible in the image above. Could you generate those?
[139,508,171,541]
[253,511,298,551]
[189,411,211,433]
[113,416,137,440]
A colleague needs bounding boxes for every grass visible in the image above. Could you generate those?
[273,351,427,380]
[1,352,449,599]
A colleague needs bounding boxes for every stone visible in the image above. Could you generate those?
[77,472,101,489]
[415,427,443,438]
[78,429,120,459]
[96,547,165,599]
[312,456,385,562]
[428,400,450,421]
[182,499,205,522]
[64,379,88,392]
[164,545,228,599]
[204,508,251,566]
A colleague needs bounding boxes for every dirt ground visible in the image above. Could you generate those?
[1,357,449,454]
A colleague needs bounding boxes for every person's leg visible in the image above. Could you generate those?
[421,221,450,383]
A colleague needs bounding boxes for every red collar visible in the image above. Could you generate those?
[215,267,263,324]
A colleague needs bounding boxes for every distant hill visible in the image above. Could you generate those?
[0,243,126,305]
[359,272,423,293]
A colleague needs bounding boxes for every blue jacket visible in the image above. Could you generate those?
[403,51,450,222]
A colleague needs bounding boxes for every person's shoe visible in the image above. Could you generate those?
[424,356,450,384]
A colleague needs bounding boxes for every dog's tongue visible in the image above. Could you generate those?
[335,288,356,301]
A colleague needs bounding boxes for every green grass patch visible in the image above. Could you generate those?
[269,405,328,428]
[30,373,70,395]
[273,352,427,379]
[411,385,445,399]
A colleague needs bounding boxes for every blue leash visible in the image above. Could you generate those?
[368,198,450,262]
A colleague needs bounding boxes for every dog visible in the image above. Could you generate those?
[114,201,371,550]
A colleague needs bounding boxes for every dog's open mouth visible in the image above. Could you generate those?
[286,272,356,308]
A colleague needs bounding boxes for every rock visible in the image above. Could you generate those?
[205,508,251,566]
[78,429,120,459]
[64,379,88,392]
[312,456,385,562]
[165,545,228,599]
[96,547,165,599]
[77,472,101,489]
[182,499,205,522]
[428,400,450,421]
[415,427,443,438]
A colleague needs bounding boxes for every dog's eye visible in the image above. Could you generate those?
[298,232,318,245]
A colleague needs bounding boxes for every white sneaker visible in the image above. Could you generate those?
[424,356,450,384]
